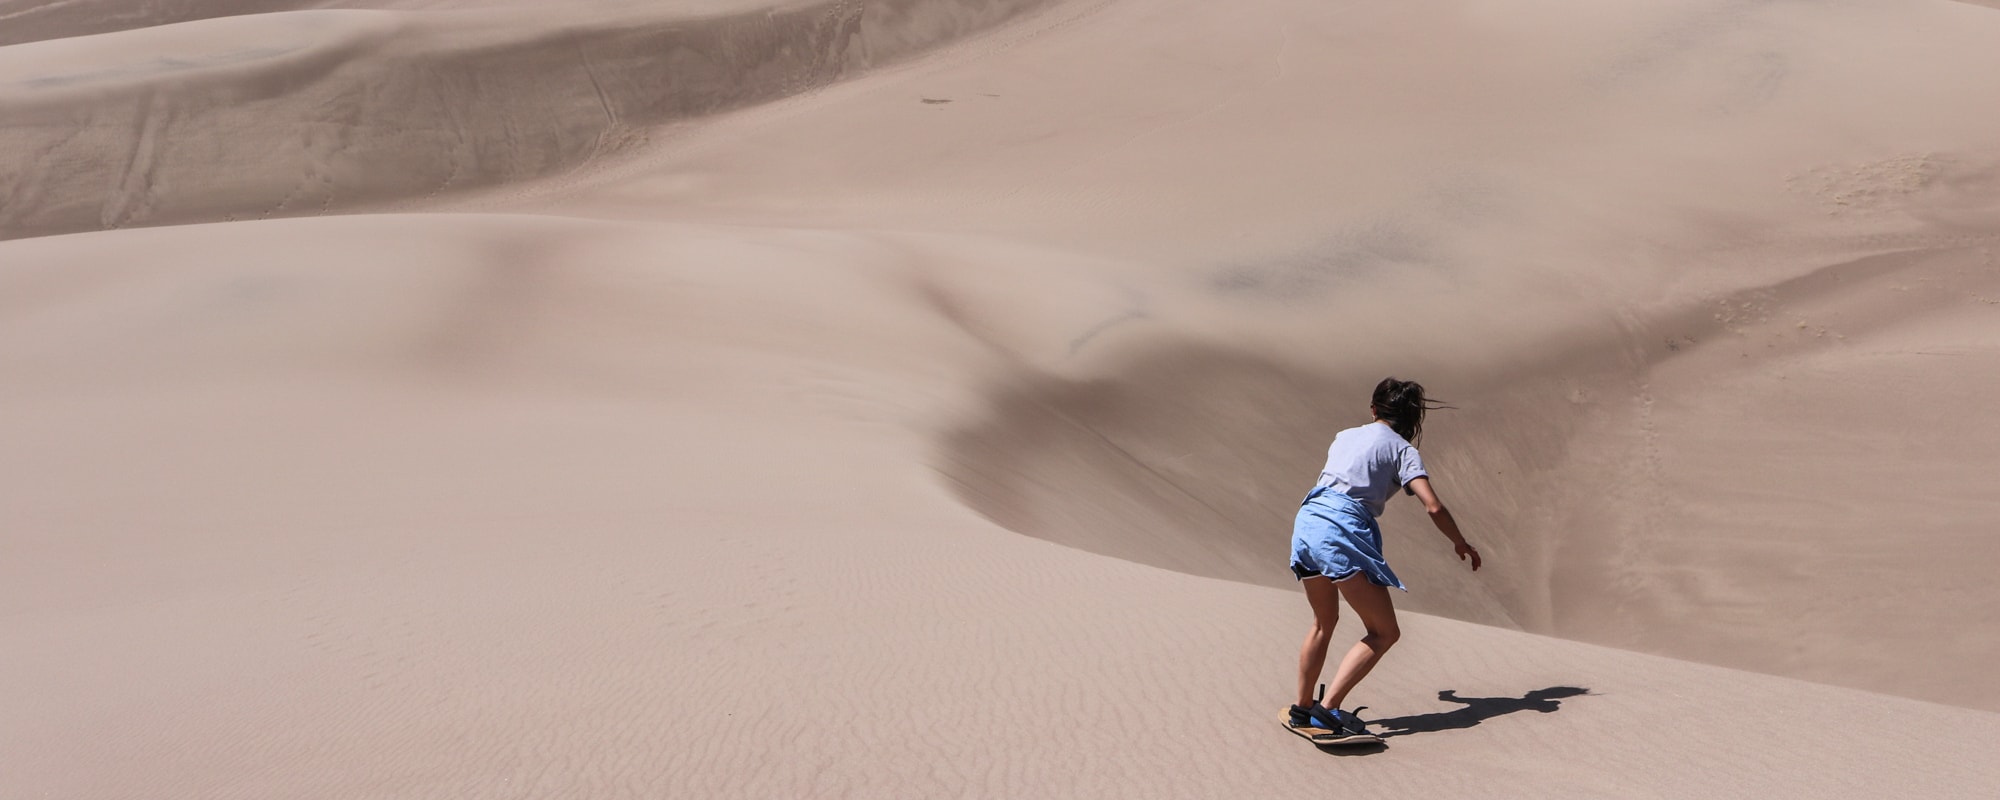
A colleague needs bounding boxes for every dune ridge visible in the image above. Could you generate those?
[0,1,516,45]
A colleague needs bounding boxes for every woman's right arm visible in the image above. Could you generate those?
[1406,476,1480,571]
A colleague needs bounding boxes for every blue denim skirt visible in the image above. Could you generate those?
[1289,485,1407,591]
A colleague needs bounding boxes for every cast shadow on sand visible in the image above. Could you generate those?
[1370,686,1592,739]
[1314,686,1590,755]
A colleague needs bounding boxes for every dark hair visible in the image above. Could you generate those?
[1371,377,1448,445]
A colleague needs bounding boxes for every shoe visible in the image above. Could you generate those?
[1285,703,1378,745]
[1326,706,1372,736]
[1289,704,1345,732]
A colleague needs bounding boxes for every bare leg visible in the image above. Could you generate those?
[1322,577,1401,710]
[1294,576,1342,706]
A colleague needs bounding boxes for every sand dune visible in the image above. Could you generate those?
[5,0,2000,796]
[0,0,1058,239]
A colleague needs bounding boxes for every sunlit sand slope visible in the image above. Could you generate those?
[4,215,1998,798]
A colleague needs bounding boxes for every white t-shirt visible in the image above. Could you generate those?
[1313,422,1428,518]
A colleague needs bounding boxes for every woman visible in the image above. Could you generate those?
[1286,378,1481,741]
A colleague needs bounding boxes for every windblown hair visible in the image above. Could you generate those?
[1371,377,1449,445]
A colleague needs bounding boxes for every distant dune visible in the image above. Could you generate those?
[0,0,1058,239]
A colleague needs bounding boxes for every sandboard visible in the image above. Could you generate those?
[1282,683,1383,746]
[1280,710,1382,746]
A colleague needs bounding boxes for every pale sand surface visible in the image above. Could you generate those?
[5,0,2000,797]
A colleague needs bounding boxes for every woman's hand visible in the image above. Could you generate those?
[1408,477,1481,572]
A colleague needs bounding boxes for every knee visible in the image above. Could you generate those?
[1366,626,1401,649]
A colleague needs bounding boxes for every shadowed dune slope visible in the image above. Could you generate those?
[1,0,309,46]
[0,0,1058,239]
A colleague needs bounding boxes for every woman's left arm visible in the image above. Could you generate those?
[1407,476,1480,571]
